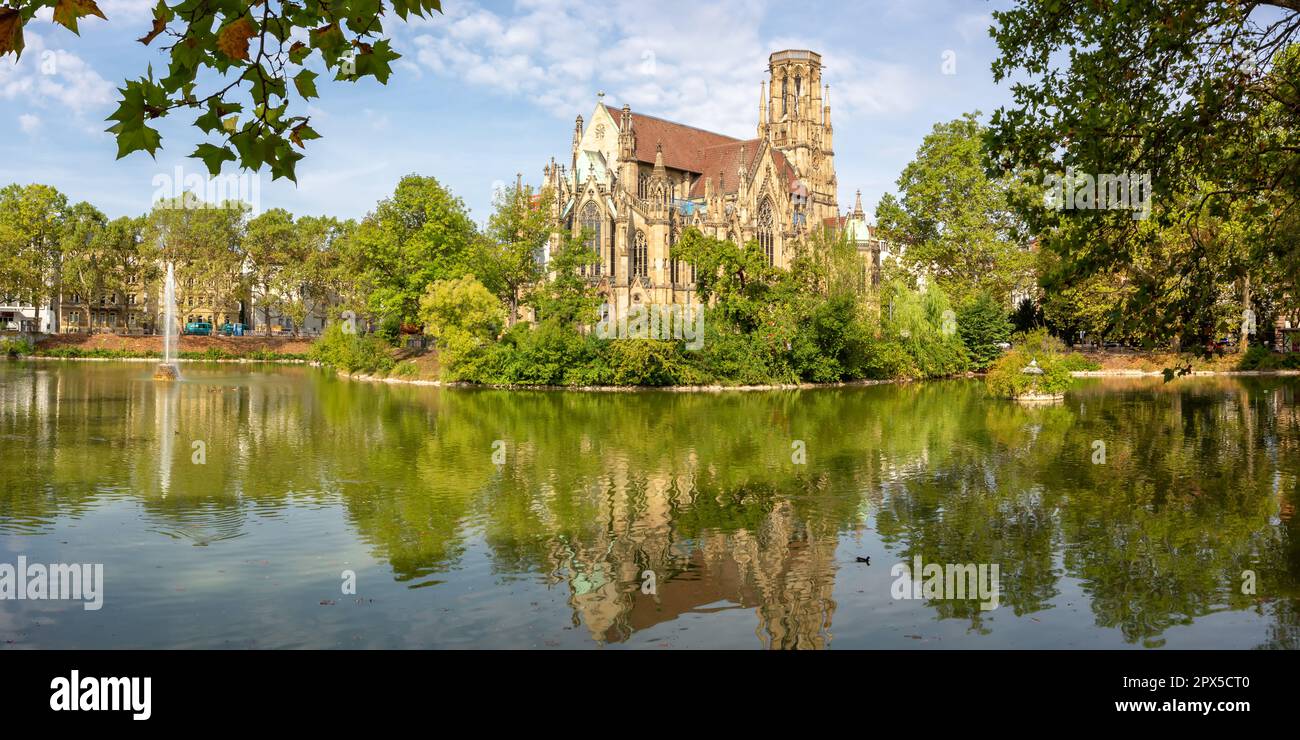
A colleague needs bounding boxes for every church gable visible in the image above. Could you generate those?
[576,104,622,185]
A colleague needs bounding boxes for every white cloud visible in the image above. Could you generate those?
[0,30,115,115]
[18,113,42,134]
[397,0,916,138]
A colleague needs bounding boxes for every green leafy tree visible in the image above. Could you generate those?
[786,223,870,299]
[244,207,296,334]
[672,228,777,332]
[0,1,446,181]
[313,217,364,322]
[347,174,476,326]
[283,215,348,335]
[875,113,1035,306]
[957,292,1013,370]
[0,183,70,331]
[531,230,599,327]
[989,1,1300,227]
[57,201,109,329]
[989,3,1300,349]
[145,193,248,330]
[882,277,970,377]
[477,183,555,326]
[419,274,504,375]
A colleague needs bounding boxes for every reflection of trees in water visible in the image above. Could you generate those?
[2,363,1298,647]
[874,378,1299,642]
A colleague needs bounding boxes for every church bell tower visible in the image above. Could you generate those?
[763,50,837,219]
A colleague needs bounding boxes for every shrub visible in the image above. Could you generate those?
[377,315,403,346]
[245,349,308,362]
[309,324,396,375]
[419,276,505,378]
[788,294,877,383]
[689,323,783,386]
[859,337,915,379]
[985,347,1074,398]
[1237,345,1300,371]
[604,338,703,386]
[179,347,232,361]
[35,347,160,359]
[1058,352,1102,372]
[1,338,34,357]
[1013,327,1068,356]
[488,320,590,385]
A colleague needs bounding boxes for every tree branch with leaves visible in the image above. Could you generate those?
[0,0,444,181]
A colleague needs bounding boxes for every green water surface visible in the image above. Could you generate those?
[0,361,1296,649]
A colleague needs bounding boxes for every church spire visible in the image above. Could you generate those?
[758,80,768,138]
[571,114,583,185]
[853,189,864,219]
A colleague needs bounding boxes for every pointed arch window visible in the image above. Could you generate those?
[632,230,648,279]
[758,199,775,266]
[580,201,602,276]
[669,226,680,285]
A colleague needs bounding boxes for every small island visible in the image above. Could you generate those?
[984,330,1077,402]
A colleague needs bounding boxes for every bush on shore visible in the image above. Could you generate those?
[985,329,1075,398]
[1237,345,1300,371]
[308,324,397,375]
[1,338,34,357]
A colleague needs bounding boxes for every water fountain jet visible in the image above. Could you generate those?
[153,262,180,381]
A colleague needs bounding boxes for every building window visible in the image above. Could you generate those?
[669,227,679,285]
[632,230,648,279]
[580,201,602,276]
[758,199,775,267]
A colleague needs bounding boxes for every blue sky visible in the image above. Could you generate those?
[0,0,1014,225]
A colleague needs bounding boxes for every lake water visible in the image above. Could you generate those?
[0,361,1296,649]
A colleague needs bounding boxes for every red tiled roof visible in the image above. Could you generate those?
[686,140,798,198]
[600,103,740,174]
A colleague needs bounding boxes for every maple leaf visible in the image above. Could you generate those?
[138,16,167,45]
[216,16,255,62]
[52,0,107,35]
[0,7,23,57]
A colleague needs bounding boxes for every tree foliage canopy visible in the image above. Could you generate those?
[0,0,445,181]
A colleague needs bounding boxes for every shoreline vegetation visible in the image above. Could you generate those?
[12,347,1298,389]
[8,331,1299,392]
[5,93,1299,397]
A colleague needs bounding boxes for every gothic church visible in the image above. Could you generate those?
[541,50,851,314]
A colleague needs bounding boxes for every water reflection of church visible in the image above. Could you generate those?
[543,467,841,649]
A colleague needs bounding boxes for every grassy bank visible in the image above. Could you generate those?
[31,346,309,362]
[24,334,313,362]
